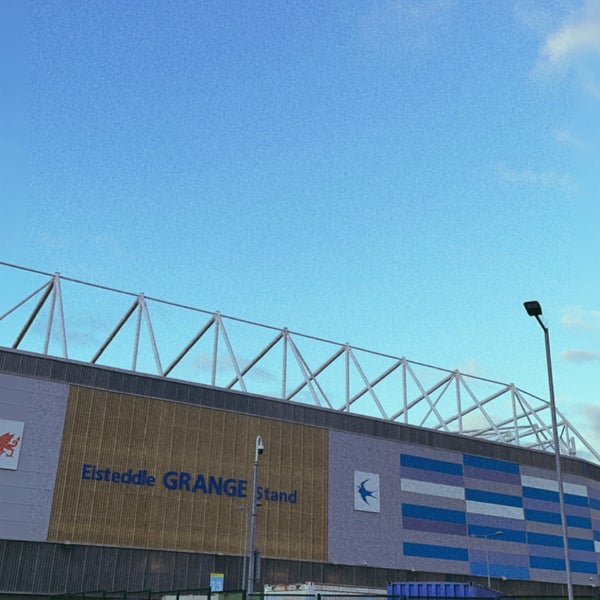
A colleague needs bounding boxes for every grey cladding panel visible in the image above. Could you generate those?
[0,372,69,541]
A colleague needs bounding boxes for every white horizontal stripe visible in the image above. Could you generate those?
[466,500,524,520]
[521,475,557,491]
[401,478,465,499]
[521,475,588,498]
[563,482,588,497]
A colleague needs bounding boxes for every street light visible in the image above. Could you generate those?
[247,434,264,595]
[524,301,574,600]
[470,530,502,587]
[235,505,250,590]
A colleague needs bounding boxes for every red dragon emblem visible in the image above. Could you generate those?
[0,432,21,458]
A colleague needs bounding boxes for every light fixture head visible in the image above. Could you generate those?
[256,435,264,455]
[524,300,542,317]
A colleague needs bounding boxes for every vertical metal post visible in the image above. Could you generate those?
[247,435,264,595]
[471,530,501,588]
[236,506,250,590]
[524,302,573,600]
[539,319,574,600]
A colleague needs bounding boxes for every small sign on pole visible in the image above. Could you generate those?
[210,573,224,592]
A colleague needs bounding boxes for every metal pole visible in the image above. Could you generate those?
[243,507,249,591]
[247,460,259,595]
[471,531,501,588]
[247,435,263,596]
[237,506,249,590]
[537,316,574,600]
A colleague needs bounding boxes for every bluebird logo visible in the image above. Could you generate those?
[357,479,376,504]
[354,470,380,513]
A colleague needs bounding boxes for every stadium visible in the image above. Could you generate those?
[1,263,599,599]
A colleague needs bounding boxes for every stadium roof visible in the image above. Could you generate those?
[1,260,598,464]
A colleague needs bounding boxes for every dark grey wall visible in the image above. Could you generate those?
[0,539,583,597]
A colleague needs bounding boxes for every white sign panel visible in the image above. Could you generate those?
[354,470,380,513]
[0,419,24,470]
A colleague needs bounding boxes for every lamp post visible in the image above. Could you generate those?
[236,505,250,590]
[524,301,574,600]
[471,530,502,587]
[247,434,264,596]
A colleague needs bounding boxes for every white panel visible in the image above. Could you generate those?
[522,475,588,498]
[521,475,558,491]
[400,477,465,499]
[466,500,524,520]
[563,482,588,497]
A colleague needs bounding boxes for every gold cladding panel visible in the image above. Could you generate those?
[48,387,328,561]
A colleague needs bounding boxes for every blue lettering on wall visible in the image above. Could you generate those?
[257,485,297,504]
[81,464,156,486]
[161,471,247,496]
[82,464,298,503]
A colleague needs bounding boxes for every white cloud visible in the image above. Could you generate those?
[496,161,575,190]
[534,0,600,93]
[559,306,600,363]
[554,128,589,149]
[458,358,483,377]
[541,19,600,68]
[560,305,600,330]
[560,349,600,362]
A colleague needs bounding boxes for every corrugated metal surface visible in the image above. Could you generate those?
[0,540,420,595]
[47,386,328,561]
[0,540,233,593]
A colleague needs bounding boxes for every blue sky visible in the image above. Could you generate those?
[2,1,599,454]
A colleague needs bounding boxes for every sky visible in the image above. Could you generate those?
[1,1,599,457]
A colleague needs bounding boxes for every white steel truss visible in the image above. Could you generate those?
[1,262,597,463]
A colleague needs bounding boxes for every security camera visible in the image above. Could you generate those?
[256,435,264,455]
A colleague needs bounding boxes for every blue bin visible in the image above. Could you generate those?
[387,582,501,599]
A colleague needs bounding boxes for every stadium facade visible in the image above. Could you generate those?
[1,346,599,598]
